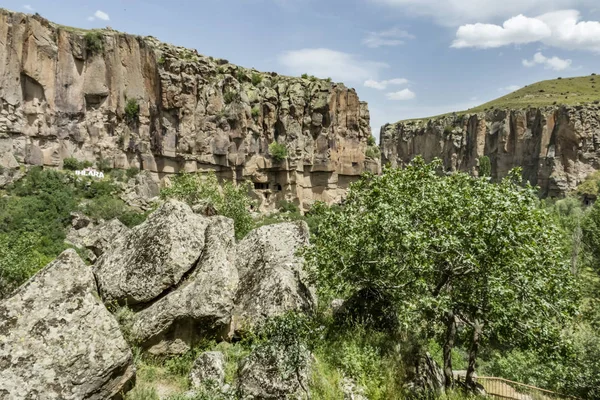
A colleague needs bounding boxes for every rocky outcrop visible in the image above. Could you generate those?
[94,200,209,304]
[237,345,311,400]
[131,216,238,354]
[0,9,378,211]
[189,351,227,389]
[231,222,316,336]
[0,249,134,399]
[67,216,130,262]
[381,105,600,197]
[90,201,313,354]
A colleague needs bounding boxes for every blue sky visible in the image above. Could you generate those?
[5,0,600,137]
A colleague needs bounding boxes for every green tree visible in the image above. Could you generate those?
[305,157,577,389]
[478,155,491,177]
[268,142,288,162]
[160,171,255,239]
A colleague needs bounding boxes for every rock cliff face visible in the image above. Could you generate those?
[381,105,600,197]
[0,9,378,211]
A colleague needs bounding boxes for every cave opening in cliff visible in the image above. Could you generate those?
[254,182,269,190]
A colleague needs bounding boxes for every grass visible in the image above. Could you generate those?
[398,74,600,123]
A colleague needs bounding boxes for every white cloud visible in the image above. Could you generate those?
[95,10,110,21]
[452,10,600,52]
[452,15,551,48]
[369,0,585,27]
[363,27,415,48]
[522,52,572,70]
[364,78,409,90]
[386,88,416,100]
[88,10,110,22]
[498,85,522,93]
[23,4,34,11]
[278,48,389,83]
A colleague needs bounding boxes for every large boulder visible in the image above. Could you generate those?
[231,221,316,336]
[94,200,209,304]
[131,217,238,354]
[82,218,130,259]
[189,351,226,389]
[0,250,135,400]
[237,345,310,400]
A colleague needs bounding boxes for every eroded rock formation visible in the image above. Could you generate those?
[0,250,134,399]
[0,9,378,211]
[381,105,600,197]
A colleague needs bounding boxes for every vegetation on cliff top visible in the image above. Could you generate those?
[399,75,600,123]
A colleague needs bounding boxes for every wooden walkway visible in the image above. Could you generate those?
[463,376,578,400]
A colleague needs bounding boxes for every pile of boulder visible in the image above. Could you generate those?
[0,200,316,399]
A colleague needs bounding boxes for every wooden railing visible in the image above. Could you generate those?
[465,376,578,400]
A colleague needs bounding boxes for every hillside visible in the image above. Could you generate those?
[399,75,600,122]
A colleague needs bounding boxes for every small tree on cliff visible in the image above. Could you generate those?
[304,157,577,389]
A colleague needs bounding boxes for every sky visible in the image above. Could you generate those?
[5,0,600,138]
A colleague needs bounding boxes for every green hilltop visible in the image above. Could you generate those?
[400,74,600,123]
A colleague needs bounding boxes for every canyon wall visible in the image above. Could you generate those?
[380,105,600,197]
[0,10,379,211]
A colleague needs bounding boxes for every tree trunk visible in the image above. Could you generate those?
[443,311,456,389]
[465,319,483,388]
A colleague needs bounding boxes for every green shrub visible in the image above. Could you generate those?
[110,169,125,182]
[365,146,380,160]
[278,200,299,214]
[157,55,165,65]
[236,70,246,82]
[301,73,309,79]
[268,142,288,162]
[124,98,140,124]
[126,167,140,179]
[478,155,491,177]
[97,158,112,172]
[367,136,376,147]
[63,157,82,171]
[161,171,255,239]
[124,386,159,400]
[224,90,237,104]
[251,106,260,119]
[444,126,453,134]
[251,73,263,85]
[84,31,104,54]
[217,66,225,74]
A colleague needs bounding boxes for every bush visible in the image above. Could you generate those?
[278,200,299,214]
[301,73,309,79]
[63,157,82,171]
[126,167,140,179]
[367,136,376,147]
[365,146,380,160]
[161,171,255,239]
[124,98,140,124]
[97,158,112,172]
[268,142,288,162]
[444,126,453,134]
[84,31,104,54]
[251,73,263,86]
[478,155,491,177]
[224,90,237,104]
[236,70,246,82]
[251,106,260,119]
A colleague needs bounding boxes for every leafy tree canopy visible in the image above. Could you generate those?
[305,157,578,387]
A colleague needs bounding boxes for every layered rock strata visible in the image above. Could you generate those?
[381,105,600,197]
[0,9,379,211]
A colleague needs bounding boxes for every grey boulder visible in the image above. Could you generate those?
[231,221,316,336]
[237,344,310,400]
[189,351,226,389]
[0,249,135,400]
[131,217,238,354]
[94,200,209,304]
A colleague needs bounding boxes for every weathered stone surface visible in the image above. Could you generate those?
[0,10,378,210]
[82,218,130,258]
[231,221,316,336]
[405,352,445,394]
[130,216,238,354]
[381,106,600,197]
[237,345,310,400]
[0,249,134,400]
[94,200,209,304]
[189,351,226,389]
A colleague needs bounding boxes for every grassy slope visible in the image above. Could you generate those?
[399,75,600,123]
